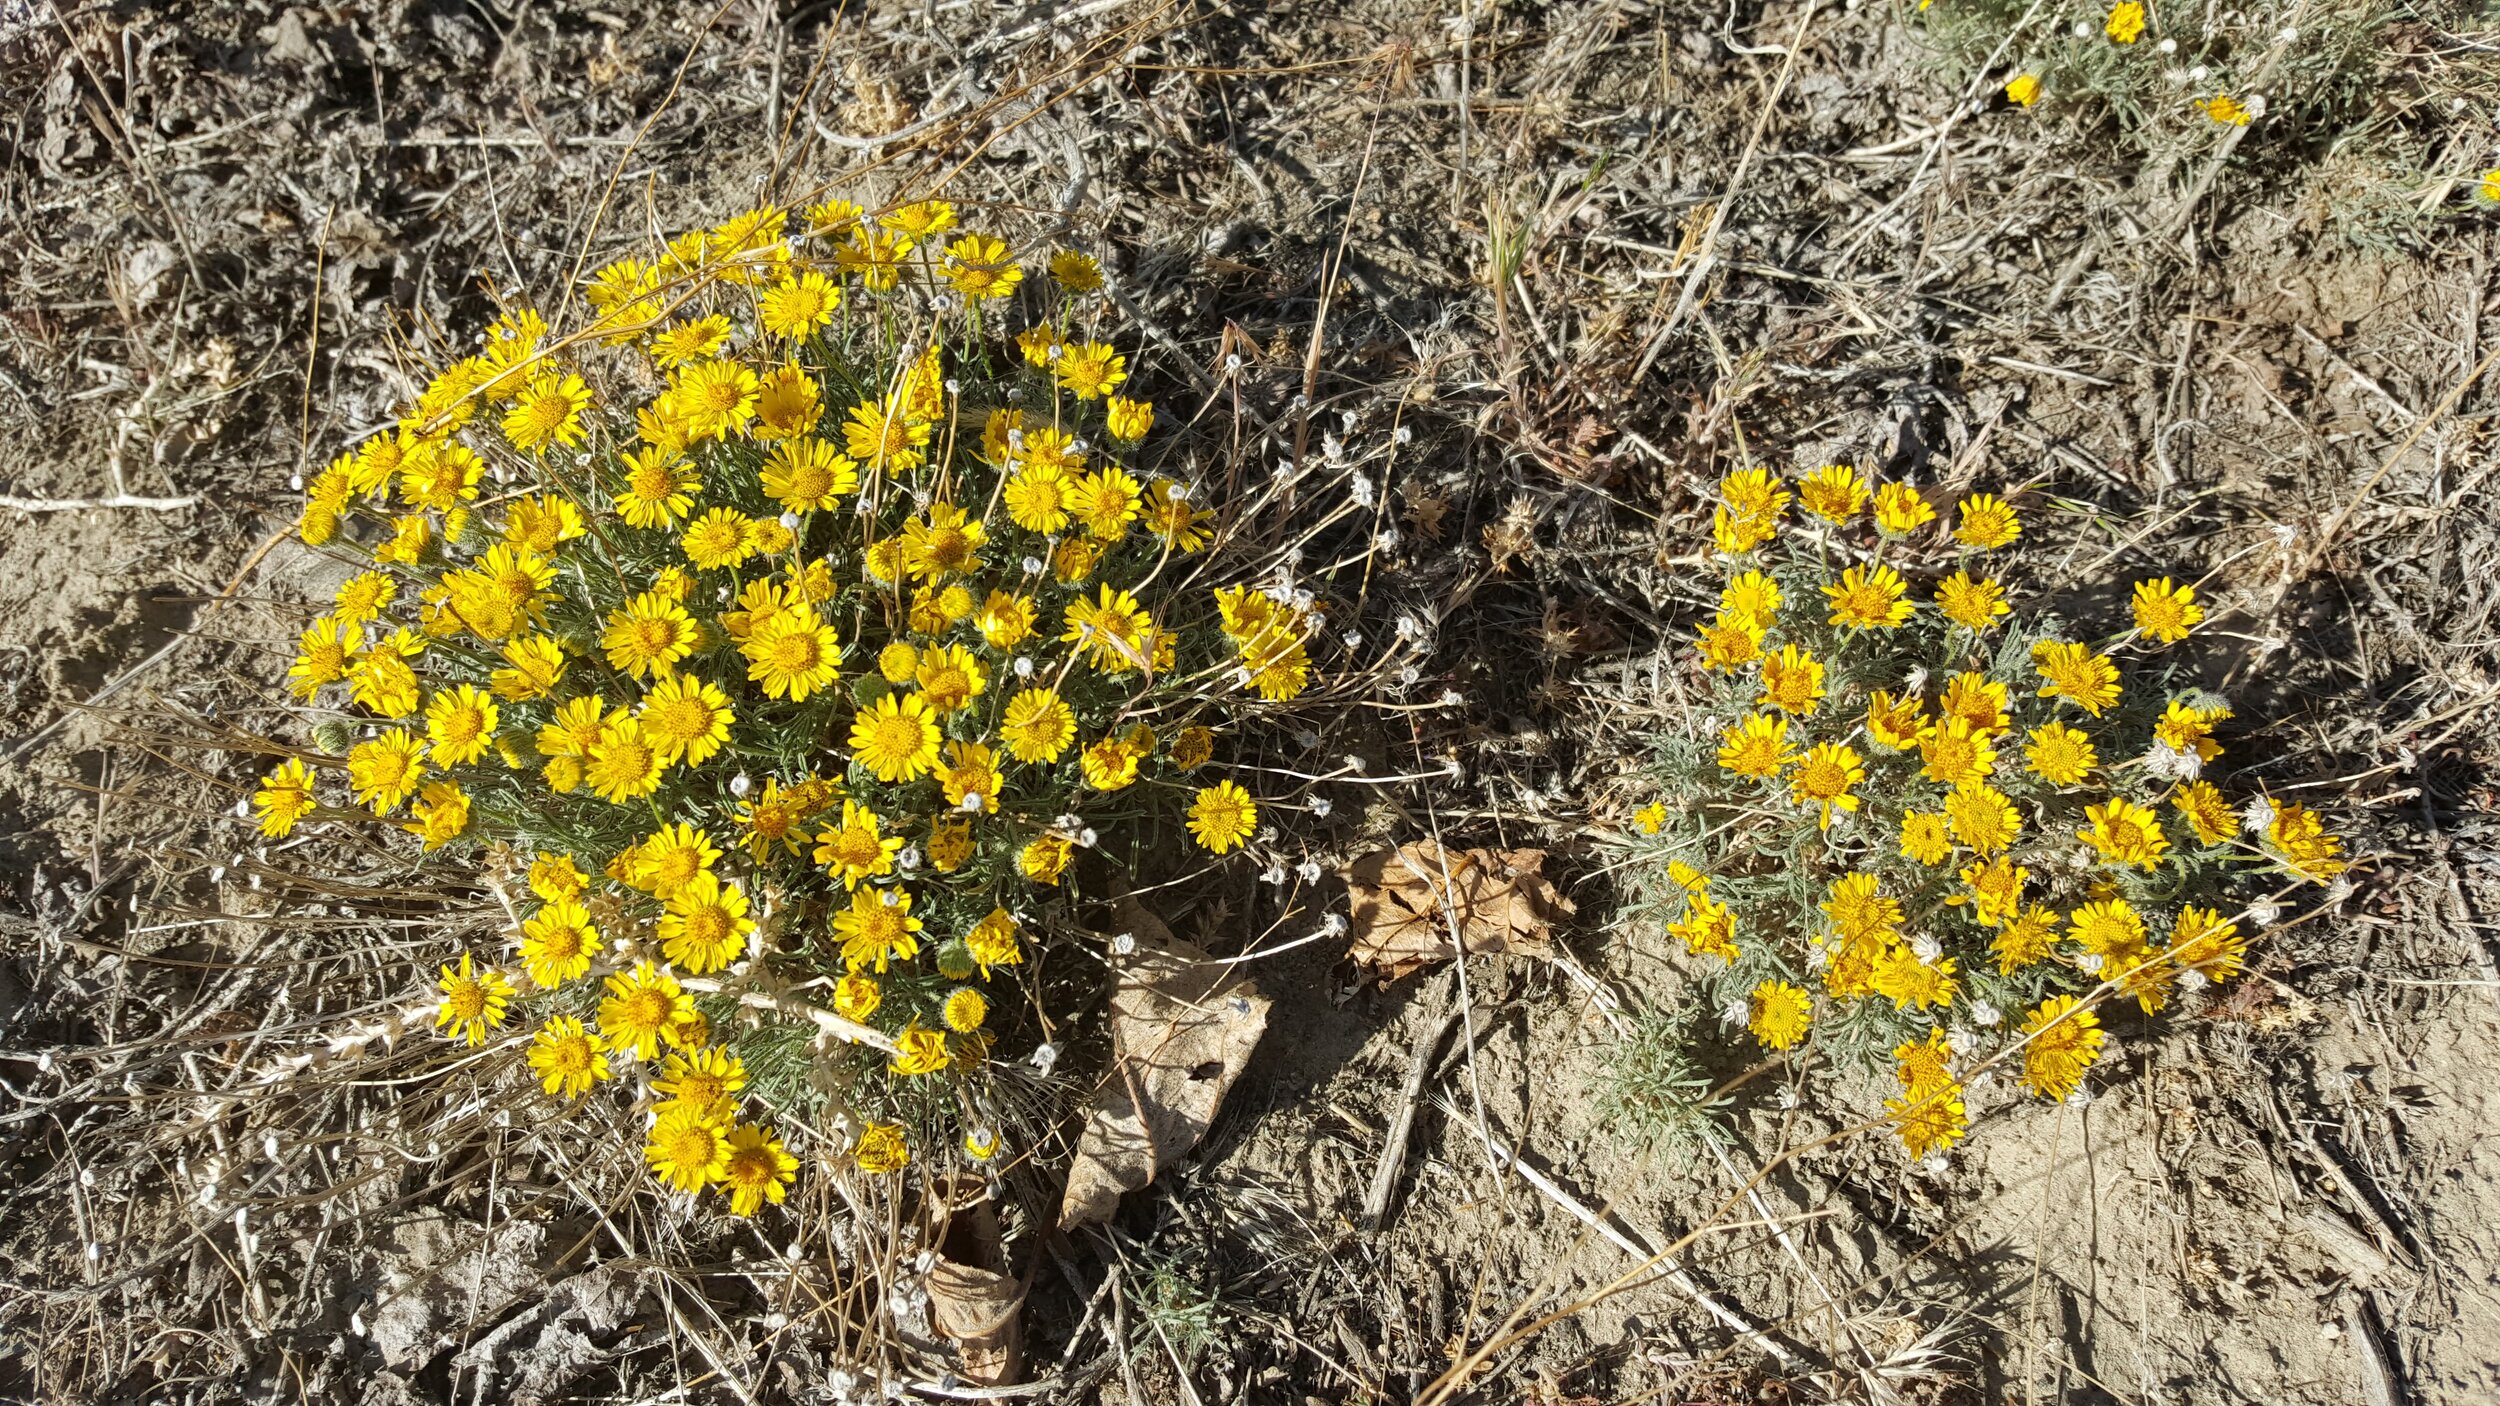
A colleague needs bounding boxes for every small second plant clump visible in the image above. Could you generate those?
[249,198,1334,1215]
[1621,464,2345,1162]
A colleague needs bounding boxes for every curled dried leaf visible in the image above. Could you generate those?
[1058,897,1270,1230]
[1345,841,1573,981]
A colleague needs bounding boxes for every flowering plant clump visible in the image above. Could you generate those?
[1620,464,2345,1161]
[250,198,1331,1210]
[1924,0,2417,168]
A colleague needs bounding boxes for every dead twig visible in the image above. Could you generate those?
[1359,970,1463,1230]
[1438,1094,1801,1369]
[0,493,197,513]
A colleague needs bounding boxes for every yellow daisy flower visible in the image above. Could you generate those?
[347,728,429,814]
[519,899,601,989]
[2023,721,2096,785]
[645,1104,733,1192]
[721,1123,798,1215]
[743,606,842,701]
[1748,981,1813,1050]
[849,691,943,782]
[659,873,752,975]
[527,1017,609,1099]
[2017,996,2103,1100]
[2031,640,2121,716]
[1872,481,1935,535]
[598,961,698,1061]
[814,800,904,889]
[1823,563,1913,630]
[1757,644,1825,715]
[1954,492,2021,549]
[1716,712,1794,780]
[1933,570,2008,631]
[1188,781,1258,853]
[2130,578,2204,643]
[434,953,512,1047]
[252,758,318,838]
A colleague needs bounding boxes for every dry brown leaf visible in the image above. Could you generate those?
[1345,842,1573,982]
[927,1177,1026,1385]
[1058,898,1270,1230]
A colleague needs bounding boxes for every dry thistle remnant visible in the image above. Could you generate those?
[1623,465,2344,1163]
[248,199,1328,1211]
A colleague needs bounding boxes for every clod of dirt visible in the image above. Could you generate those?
[448,1263,650,1406]
[1058,898,1269,1230]
[365,1213,549,1371]
[1343,842,1573,982]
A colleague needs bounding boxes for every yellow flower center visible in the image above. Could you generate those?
[648,698,709,743]
[922,666,970,710]
[662,1125,715,1164]
[924,526,970,571]
[858,906,902,947]
[1795,758,1848,800]
[1728,736,1781,774]
[523,394,569,432]
[869,715,923,758]
[599,736,654,776]
[630,618,678,655]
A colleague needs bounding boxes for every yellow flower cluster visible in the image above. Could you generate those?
[255,198,1312,1196]
[1987,3,2263,131]
[1642,463,2344,1159]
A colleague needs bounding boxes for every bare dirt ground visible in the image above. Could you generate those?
[5,0,2499,1401]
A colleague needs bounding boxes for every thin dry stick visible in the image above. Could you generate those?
[1360,971,1460,1230]
[1292,77,1389,478]
[1410,722,1523,1356]
[1704,1138,1877,1377]
[1633,0,1821,381]
[0,492,196,514]
[2306,343,2500,569]
[1438,1093,1800,1368]
[296,204,334,476]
